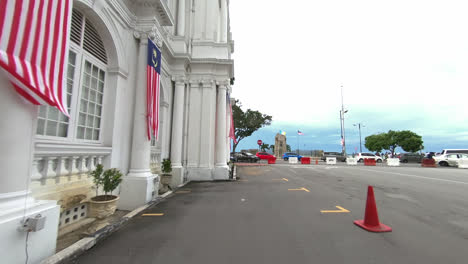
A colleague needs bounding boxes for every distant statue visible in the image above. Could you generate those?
[274,133,287,158]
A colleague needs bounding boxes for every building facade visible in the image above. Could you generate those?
[0,0,234,263]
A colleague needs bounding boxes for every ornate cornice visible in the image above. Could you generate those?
[133,22,163,47]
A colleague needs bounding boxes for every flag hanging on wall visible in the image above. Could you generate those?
[227,93,237,144]
[0,0,72,115]
[147,38,161,141]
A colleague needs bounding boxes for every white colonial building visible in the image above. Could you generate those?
[0,0,234,263]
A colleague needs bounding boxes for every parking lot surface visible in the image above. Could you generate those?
[76,163,468,264]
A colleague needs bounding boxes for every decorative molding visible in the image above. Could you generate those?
[108,66,129,79]
[105,0,137,29]
[201,79,214,88]
[127,0,174,26]
[216,80,230,87]
[172,75,186,83]
[161,102,170,108]
[134,22,163,47]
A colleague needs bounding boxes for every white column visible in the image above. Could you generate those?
[219,0,228,42]
[215,83,228,166]
[176,0,185,36]
[225,89,232,162]
[119,34,156,210]
[214,82,229,180]
[0,74,59,264]
[161,102,170,159]
[170,78,185,187]
[128,36,152,177]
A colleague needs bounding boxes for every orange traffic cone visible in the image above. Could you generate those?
[354,186,392,232]
[315,159,319,165]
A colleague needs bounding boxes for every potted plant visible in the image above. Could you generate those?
[159,159,172,193]
[88,164,123,219]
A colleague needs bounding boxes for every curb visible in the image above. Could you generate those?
[41,182,189,264]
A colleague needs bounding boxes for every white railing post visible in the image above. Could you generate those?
[31,157,44,180]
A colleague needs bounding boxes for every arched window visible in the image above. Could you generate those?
[36,9,108,142]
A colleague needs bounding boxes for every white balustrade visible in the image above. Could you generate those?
[57,156,69,176]
[69,156,80,175]
[31,157,44,180]
[44,157,57,178]
[31,143,112,184]
[79,156,89,175]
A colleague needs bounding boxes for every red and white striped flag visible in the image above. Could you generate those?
[146,38,161,140]
[227,93,237,144]
[0,0,72,116]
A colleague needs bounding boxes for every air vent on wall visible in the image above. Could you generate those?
[70,9,108,64]
[83,19,108,64]
[70,9,83,46]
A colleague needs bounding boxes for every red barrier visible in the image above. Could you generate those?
[421,158,436,167]
[301,157,311,164]
[267,157,276,164]
[364,158,376,166]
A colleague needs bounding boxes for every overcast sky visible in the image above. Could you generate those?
[229,0,468,153]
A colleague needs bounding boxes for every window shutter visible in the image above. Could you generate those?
[70,9,108,64]
[83,19,108,64]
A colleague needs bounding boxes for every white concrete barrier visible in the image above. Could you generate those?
[346,158,357,165]
[458,158,468,169]
[326,157,336,165]
[289,157,298,164]
[387,158,400,167]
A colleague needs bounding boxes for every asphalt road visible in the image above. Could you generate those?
[76,163,468,264]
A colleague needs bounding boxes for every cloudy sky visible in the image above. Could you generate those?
[229,0,468,153]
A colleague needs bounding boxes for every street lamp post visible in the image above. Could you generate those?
[353,123,365,153]
[340,86,348,156]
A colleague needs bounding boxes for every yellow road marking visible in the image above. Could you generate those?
[142,213,164,216]
[272,178,289,182]
[288,187,310,192]
[320,206,350,213]
[175,190,191,194]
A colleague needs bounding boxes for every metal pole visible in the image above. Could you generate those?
[340,110,343,152]
[358,123,362,153]
[341,85,346,156]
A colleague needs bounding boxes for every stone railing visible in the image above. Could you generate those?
[32,142,112,183]
[150,147,162,174]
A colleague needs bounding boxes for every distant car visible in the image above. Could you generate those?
[439,149,468,155]
[231,152,259,163]
[282,152,302,161]
[321,152,346,162]
[398,153,424,163]
[256,152,275,160]
[434,153,468,167]
[356,152,383,163]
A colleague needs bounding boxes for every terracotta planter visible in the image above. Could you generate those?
[88,195,119,220]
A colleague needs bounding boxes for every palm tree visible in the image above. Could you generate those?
[260,143,270,152]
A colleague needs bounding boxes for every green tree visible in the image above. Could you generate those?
[286,144,291,152]
[260,143,270,151]
[365,130,424,156]
[232,100,272,152]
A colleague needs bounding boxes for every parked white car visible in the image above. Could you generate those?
[434,153,468,167]
[355,153,383,163]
